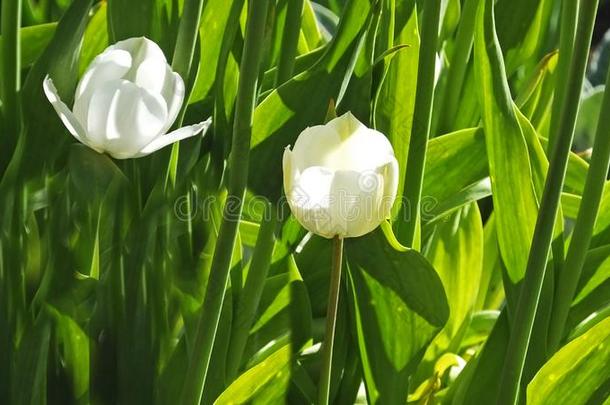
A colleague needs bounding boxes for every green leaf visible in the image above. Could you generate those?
[573,245,610,305]
[68,144,127,198]
[0,0,22,151]
[260,46,327,92]
[301,0,323,50]
[452,66,481,130]
[421,128,487,220]
[0,22,57,68]
[473,0,539,282]
[189,0,244,103]
[540,136,589,195]
[425,179,491,225]
[226,204,276,380]
[449,309,509,405]
[238,220,260,247]
[180,1,271,399]
[475,215,505,311]
[335,2,377,120]
[374,2,419,219]
[568,302,610,342]
[460,310,501,349]
[171,0,205,92]
[46,305,90,403]
[435,0,478,134]
[107,0,166,44]
[590,185,610,248]
[567,278,610,337]
[201,287,234,405]
[294,233,334,316]
[497,0,553,74]
[11,315,51,405]
[399,0,441,247]
[215,345,292,404]
[517,107,566,296]
[243,256,312,365]
[527,316,610,405]
[79,2,108,76]
[515,51,558,136]
[157,337,190,405]
[20,0,93,177]
[574,86,605,151]
[345,229,448,404]
[493,104,560,393]
[561,192,581,219]
[425,203,483,355]
[248,0,378,199]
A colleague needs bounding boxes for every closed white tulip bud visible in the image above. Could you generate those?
[43,37,211,159]
[283,112,399,238]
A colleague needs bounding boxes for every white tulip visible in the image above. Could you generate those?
[283,112,399,239]
[43,37,211,159]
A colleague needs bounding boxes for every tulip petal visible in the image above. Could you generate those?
[380,157,400,219]
[328,160,398,238]
[132,118,212,158]
[326,111,365,139]
[286,166,337,238]
[284,112,399,238]
[107,81,168,142]
[85,80,168,156]
[330,169,382,238]
[160,69,185,133]
[84,79,122,147]
[340,126,395,169]
[286,160,399,238]
[43,76,94,149]
[132,52,168,94]
[73,48,132,123]
[291,113,396,173]
[291,124,342,171]
[114,37,169,93]
[291,166,333,210]
[282,147,297,199]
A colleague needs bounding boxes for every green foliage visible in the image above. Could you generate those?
[2,0,610,403]
[473,0,539,283]
[345,229,449,403]
[528,316,610,405]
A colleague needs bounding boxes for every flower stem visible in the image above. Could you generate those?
[547,0,579,154]
[178,1,270,404]
[166,0,205,187]
[0,0,22,150]
[226,202,277,381]
[399,0,441,249]
[276,0,303,85]
[495,0,599,404]
[318,236,344,405]
[547,57,610,352]
[437,0,478,134]
[171,0,205,126]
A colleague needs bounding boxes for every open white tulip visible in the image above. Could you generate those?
[283,112,399,238]
[43,37,211,159]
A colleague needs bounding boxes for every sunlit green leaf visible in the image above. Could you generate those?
[345,229,448,404]
[527,316,610,405]
[425,203,483,355]
[249,0,378,199]
[0,22,57,67]
[374,2,419,219]
[473,0,539,282]
[216,345,292,404]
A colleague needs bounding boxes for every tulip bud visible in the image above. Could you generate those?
[43,37,211,159]
[283,112,399,238]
